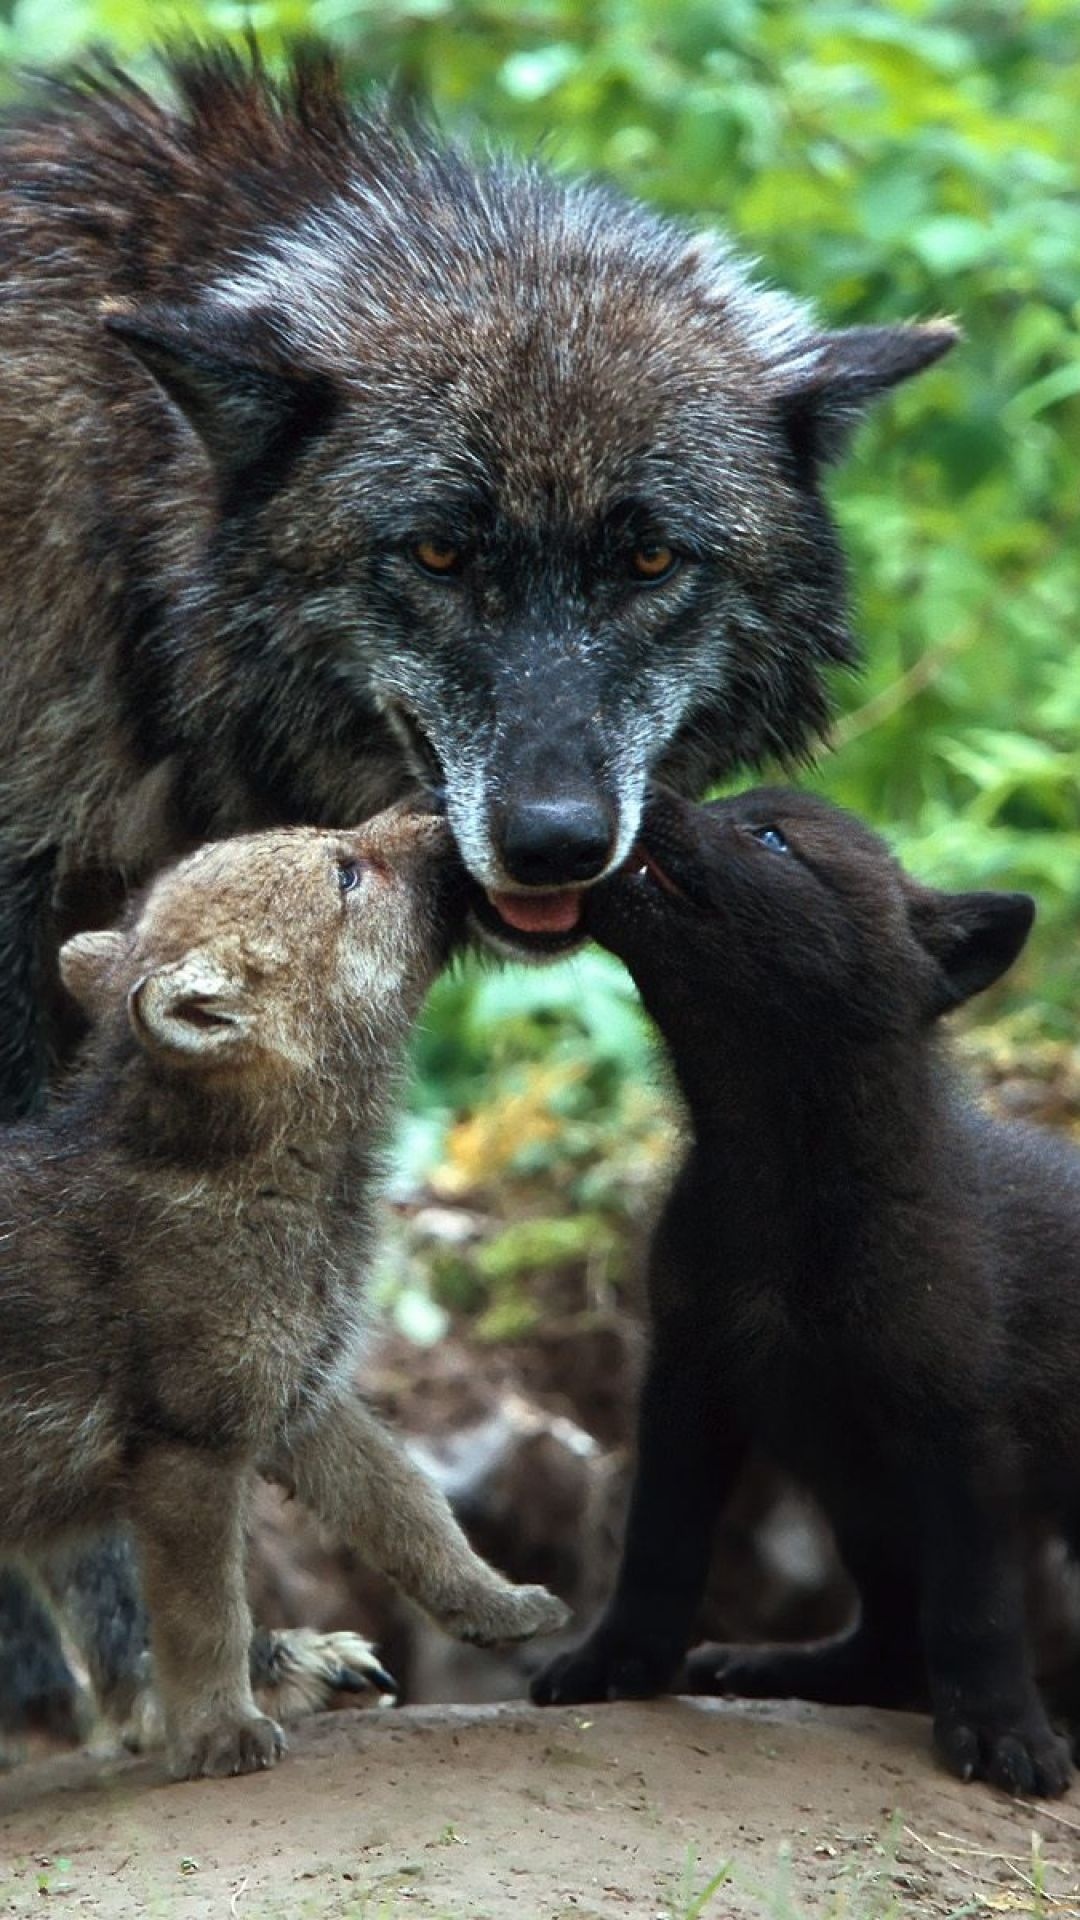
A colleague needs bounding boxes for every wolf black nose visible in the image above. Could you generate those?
[500,799,614,886]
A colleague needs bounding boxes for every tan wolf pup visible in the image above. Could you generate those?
[0,805,566,1778]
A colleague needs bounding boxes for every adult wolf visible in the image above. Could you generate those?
[0,46,951,1736]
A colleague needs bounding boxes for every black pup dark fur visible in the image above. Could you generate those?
[532,787,1080,1798]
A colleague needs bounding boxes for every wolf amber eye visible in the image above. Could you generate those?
[413,538,462,576]
[630,543,678,583]
[751,826,789,854]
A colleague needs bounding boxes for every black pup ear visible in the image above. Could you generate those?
[908,887,1035,1014]
[778,321,959,469]
[105,303,336,481]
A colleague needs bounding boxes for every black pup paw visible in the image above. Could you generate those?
[935,1712,1072,1799]
[531,1631,676,1707]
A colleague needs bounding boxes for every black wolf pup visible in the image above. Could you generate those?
[532,788,1080,1799]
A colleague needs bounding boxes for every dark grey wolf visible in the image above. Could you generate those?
[0,43,951,1734]
[1,806,564,1776]
[532,787,1080,1799]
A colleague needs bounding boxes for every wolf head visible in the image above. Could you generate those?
[104,54,955,952]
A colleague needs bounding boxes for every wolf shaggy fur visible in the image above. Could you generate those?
[0,807,564,1777]
[533,788,1080,1799]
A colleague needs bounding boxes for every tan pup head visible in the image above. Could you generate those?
[59,807,461,1085]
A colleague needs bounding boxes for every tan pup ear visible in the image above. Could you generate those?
[128,949,255,1065]
[59,929,128,1021]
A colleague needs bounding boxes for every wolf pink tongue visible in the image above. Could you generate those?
[488,890,582,936]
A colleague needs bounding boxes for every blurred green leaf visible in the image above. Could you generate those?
[475,1213,618,1281]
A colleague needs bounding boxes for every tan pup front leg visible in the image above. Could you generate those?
[131,1449,284,1779]
[280,1396,569,1644]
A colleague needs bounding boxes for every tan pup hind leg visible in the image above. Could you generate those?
[131,1450,284,1779]
[280,1396,569,1644]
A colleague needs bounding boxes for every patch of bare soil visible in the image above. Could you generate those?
[2,1699,1078,1919]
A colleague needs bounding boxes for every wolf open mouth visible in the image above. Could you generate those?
[472,887,586,957]
[473,846,686,956]
[486,890,583,937]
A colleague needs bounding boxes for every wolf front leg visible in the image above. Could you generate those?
[914,1439,1071,1799]
[0,846,55,1119]
[0,849,91,1745]
[130,1448,284,1780]
[42,1534,151,1736]
[279,1394,568,1645]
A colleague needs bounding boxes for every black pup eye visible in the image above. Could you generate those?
[338,861,361,893]
[751,826,789,854]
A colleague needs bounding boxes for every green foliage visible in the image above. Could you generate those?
[3,2,1076,1179]
[391,945,666,1196]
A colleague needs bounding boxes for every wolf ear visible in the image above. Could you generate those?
[129,949,256,1066]
[908,886,1035,1015]
[59,929,127,1021]
[105,304,336,479]
[778,322,959,468]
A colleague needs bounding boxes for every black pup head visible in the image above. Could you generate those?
[587,788,1034,1044]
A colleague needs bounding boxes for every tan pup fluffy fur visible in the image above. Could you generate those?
[0,806,566,1779]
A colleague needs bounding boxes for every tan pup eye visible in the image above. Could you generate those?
[630,543,678,582]
[413,538,462,576]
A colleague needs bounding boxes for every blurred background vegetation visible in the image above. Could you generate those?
[3,1,1077,1324]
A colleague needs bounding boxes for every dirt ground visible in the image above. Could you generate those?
[1,1699,1078,1919]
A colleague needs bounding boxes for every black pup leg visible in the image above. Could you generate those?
[684,1628,919,1710]
[915,1450,1072,1798]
